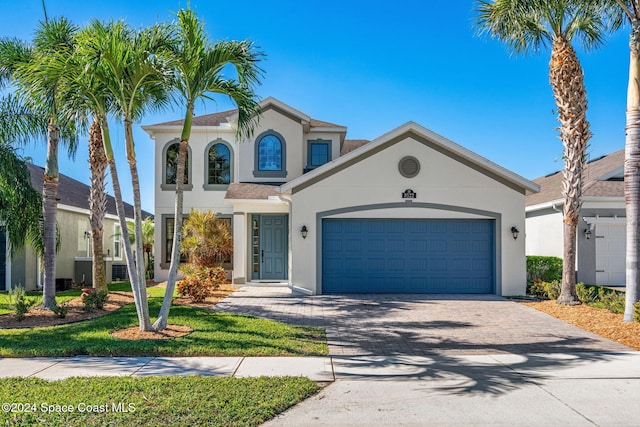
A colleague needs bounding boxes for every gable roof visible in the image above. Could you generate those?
[27,163,153,220]
[280,121,540,195]
[526,149,624,208]
[144,97,344,130]
[341,139,370,155]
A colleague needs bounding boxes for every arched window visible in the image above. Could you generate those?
[161,141,192,191]
[253,130,287,178]
[204,140,233,189]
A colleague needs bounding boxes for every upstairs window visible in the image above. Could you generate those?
[162,141,193,190]
[254,130,287,178]
[205,141,232,188]
[307,139,331,170]
[259,135,282,170]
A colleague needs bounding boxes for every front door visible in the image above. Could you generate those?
[252,215,288,280]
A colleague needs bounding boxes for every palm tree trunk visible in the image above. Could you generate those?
[101,118,151,331]
[124,118,152,331]
[89,115,108,291]
[624,22,640,322]
[549,36,589,305]
[153,104,193,331]
[41,119,59,310]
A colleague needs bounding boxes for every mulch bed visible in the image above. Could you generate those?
[521,300,640,351]
[0,283,238,339]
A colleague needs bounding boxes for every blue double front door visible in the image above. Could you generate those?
[252,214,288,281]
[322,218,495,294]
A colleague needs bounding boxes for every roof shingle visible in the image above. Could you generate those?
[526,149,624,207]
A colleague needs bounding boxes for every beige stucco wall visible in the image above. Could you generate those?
[525,209,564,259]
[289,136,528,296]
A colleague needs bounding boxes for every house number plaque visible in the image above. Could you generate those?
[402,189,417,199]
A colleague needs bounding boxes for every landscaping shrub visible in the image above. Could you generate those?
[634,302,640,322]
[82,289,109,312]
[52,303,68,318]
[576,283,598,303]
[527,279,561,300]
[601,291,626,314]
[526,256,563,283]
[177,265,226,303]
[9,285,37,321]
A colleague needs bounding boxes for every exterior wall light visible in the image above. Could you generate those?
[584,228,592,240]
[510,226,519,240]
[301,225,308,239]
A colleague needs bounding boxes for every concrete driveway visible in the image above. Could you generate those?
[213,286,630,356]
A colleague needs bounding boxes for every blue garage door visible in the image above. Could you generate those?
[322,219,495,294]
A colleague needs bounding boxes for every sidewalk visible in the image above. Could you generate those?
[3,352,640,426]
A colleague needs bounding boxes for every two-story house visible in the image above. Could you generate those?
[144,97,539,296]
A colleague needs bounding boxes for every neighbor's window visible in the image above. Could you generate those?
[207,143,231,185]
[165,142,190,185]
[113,224,122,260]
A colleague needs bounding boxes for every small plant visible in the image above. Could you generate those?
[543,281,561,300]
[52,303,68,318]
[634,302,640,322]
[82,289,109,312]
[576,283,597,303]
[601,291,626,314]
[10,285,37,322]
[177,265,226,303]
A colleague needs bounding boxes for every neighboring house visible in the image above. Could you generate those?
[526,149,625,286]
[0,163,152,291]
[144,97,539,296]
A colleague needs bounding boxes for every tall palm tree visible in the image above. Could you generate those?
[154,8,262,330]
[596,0,640,321]
[0,96,45,258]
[126,217,154,279]
[87,115,108,290]
[77,20,172,331]
[476,0,608,305]
[0,20,78,309]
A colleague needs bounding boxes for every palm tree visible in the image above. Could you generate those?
[596,0,640,321]
[180,210,233,268]
[476,0,608,305]
[154,8,263,330]
[0,96,45,258]
[87,115,108,291]
[127,217,154,279]
[77,19,172,331]
[0,20,78,309]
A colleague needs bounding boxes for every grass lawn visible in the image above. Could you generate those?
[0,297,327,357]
[0,376,318,427]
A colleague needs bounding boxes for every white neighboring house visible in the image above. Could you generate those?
[525,149,625,286]
[144,97,539,296]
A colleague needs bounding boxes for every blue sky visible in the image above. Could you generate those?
[0,0,630,212]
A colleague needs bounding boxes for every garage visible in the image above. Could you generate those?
[596,224,626,286]
[322,218,495,294]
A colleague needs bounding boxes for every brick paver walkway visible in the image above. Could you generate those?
[213,286,631,356]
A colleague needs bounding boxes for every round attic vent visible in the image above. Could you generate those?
[398,156,420,178]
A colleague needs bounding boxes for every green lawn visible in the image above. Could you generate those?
[0,298,327,357]
[0,376,318,427]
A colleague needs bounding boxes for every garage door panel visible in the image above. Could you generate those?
[322,219,494,294]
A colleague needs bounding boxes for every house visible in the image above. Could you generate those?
[0,163,152,291]
[144,97,539,295]
[525,149,625,286]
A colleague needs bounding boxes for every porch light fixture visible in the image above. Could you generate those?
[584,228,592,240]
[301,225,308,239]
[510,226,519,240]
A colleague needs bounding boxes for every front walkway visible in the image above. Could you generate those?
[213,286,631,356]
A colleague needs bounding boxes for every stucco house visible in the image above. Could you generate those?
[1,163,152,291]
[525,149,625,286]
[144,97,539,296]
